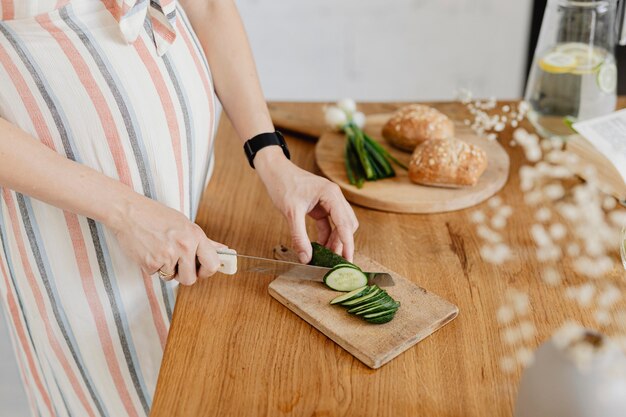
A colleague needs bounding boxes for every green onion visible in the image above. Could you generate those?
[341,122,406,187]
[363,132,408,170]
[346,136,366,188]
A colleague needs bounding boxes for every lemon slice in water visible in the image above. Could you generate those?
[539,51,576,73]
[539,43,607,75]
[556,42,605,74]
[597,62,617,93]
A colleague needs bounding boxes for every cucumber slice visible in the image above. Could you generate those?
[323,266,368,292]
[340,287,382,306]
[343,291,389,309]
[345,293,390,311]
[355,300,399,316]
[330,262,362,271]
[329,286,369,305]
[310,242,357,269]
[362,308,399,319]
[346,294,393,313]
[341,287,384,308]
[366,312,396,324]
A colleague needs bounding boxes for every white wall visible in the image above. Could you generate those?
[238,0,534,101]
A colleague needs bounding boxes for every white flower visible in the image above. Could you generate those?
[598,285,621,308]
[594,309,611,325]
[324,106,348,130]
[500,356,516,373]
[498,205,513,218]
[470,210,486,224]
[352,111,366,129]
[541,266,561,286]
[336,98,357,115]
[497,306,515,324]
[530,224,552,247]
[491,215,506,229]
[488,196,503,208]
[549,223,567,240]
[565,283,596,306]
[519,321,536,341]
[535,207,552,222]
[516,347,535,367]
[457,88,472,104]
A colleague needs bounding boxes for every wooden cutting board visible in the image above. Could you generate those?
[268,246,459,369]
[316,121,510,214]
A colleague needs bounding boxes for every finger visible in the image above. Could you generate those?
[207,238,228,250]
[287,207,311,264]
[326,229,343,257]
[335,224,354,262]
[339,197,359,233]
[328,205,357,262]
[196,239,221,279]
[325,214,354,262]
[308,204,332,246]
[155,261,178,281]
[176,254,197,286]
[332,240,344,260]
[315,217,332,246]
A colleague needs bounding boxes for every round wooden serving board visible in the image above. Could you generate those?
[315,121,510,214]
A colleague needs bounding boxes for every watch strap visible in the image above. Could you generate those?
[243,131,290,168]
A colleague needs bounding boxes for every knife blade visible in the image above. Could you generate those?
[216,249,394,287]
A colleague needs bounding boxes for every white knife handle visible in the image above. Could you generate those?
[217,248,237,275]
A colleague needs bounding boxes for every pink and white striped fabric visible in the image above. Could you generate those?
[106,0,178,56]
[0,1,216,416]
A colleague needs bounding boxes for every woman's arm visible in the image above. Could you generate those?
[0,117,223,285]
[180,0,359,263]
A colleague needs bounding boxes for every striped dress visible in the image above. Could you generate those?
[0,1,216,416]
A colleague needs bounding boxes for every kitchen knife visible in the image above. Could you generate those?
[216,249,394,287]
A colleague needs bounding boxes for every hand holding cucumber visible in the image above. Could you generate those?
[254,149,359,264]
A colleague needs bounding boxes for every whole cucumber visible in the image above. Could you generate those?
[309,242,357,269]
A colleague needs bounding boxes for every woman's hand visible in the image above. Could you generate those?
[108,195,227,286]
[254,147,359,264]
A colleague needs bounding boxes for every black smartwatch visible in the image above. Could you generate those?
[243,131,290,168]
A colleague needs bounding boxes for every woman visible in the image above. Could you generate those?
[0,0,358,416]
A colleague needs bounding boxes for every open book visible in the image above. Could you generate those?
[567,109,626,202]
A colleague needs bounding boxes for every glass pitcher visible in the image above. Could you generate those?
[525,0,626,138]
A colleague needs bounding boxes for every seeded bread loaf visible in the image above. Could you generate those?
[408,137,488,187]
[382,104,455,152]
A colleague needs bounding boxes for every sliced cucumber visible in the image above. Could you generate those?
[362,308,399,319]
[323,251,401,325]
[346,294,393,313]
[343,291,388,309]
[323,266,368,292]
[355,300,399,316]
[329,286,369,305]
[331,262,362,271]
[365,312,396,324]
[310,242,357,269]
[340,287,382,306]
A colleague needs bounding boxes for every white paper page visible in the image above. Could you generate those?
[573,109,626,182]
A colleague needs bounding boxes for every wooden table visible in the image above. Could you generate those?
[151,99,626,417]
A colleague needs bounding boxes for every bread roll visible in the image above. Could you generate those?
[382,104,455,151]
[408,138,487,187]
